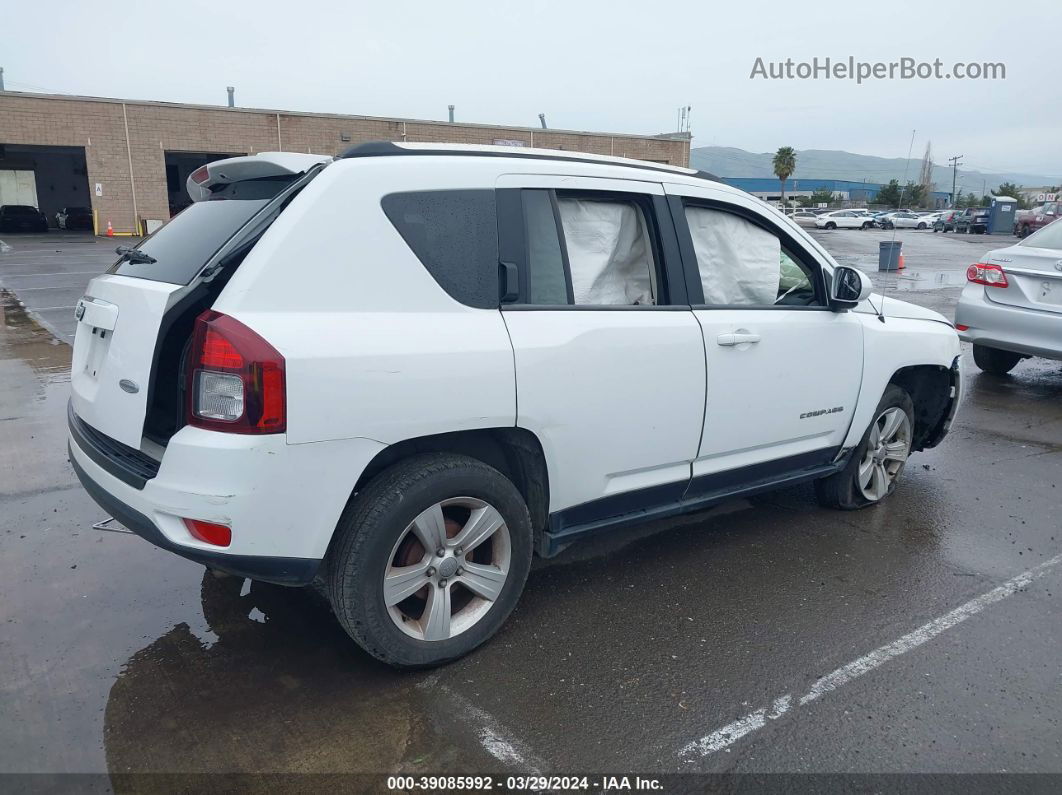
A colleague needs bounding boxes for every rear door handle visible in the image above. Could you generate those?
[716,332,761,346]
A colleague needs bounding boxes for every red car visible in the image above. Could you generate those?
[1014,202,1059,237]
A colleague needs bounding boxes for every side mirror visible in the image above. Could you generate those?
[830,266,873,309]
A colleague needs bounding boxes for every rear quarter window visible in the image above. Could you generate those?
[381,190,499,309]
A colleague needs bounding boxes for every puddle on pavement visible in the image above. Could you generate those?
[0,290,72,497]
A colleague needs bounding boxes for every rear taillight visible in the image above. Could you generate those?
[187,310,285,434]
[966,263,1008,287]
[190,165,210,185]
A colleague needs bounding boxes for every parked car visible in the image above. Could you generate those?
[788,209,820,227]
[0,204,49,233]
[815,209,875,230]
[67,145,962,667]
[954,207,989,234]
[955,219,1062,374]
[934,209,961,232]
[879,211,931,230]
[56,206,93,231]
[1013,202,1059,238]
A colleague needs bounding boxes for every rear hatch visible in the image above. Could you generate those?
[70,152,329,449]
[983,228,1062,315]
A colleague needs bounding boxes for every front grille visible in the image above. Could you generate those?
[68,402,160,489]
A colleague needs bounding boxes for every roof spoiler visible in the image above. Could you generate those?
[186,152,333,202]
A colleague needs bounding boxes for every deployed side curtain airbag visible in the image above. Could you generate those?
[685,207,780,305]
[557,198,654,305]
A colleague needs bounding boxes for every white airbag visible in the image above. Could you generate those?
[557,199,654,305]
[685,207,780,305]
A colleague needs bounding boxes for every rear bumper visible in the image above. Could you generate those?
[955,285,1062,361]
[67,408,387,585]
[69,447,319,585]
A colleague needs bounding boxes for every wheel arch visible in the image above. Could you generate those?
[887,363,955,451]
[348,427,551,545]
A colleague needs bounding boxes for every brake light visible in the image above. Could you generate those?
[184,518,232,547]
[966,263,1008,287]
[955,324,969,331]
[187,310,286,433]
[190,165,210,185]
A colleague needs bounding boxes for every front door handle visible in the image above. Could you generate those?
[716,332,761,347]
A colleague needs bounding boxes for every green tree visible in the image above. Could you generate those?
[991,182,1028,209]
[773,147,797,207]
[875,179,922,208]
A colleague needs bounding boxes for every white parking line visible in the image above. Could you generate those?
[418,675,546,772]
[679,552,1062,760]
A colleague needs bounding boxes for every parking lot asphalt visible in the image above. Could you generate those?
[1,228,1060,782]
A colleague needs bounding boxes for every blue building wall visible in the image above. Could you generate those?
[719,177,950,204]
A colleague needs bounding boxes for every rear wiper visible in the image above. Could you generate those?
[115,245,157,265]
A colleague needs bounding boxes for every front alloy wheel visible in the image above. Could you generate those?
[815,384,914,510]
[857,407,911,501]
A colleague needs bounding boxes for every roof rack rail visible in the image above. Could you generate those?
[338,141,720,183]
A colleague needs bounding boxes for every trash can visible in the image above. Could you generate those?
[878,240,902,271]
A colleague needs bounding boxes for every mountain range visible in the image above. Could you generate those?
[689,146,1060,194]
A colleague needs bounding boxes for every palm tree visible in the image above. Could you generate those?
[773,147,797,208]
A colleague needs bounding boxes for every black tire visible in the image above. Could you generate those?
[815,385,914,510]
[917,222,927,229]
[1019,225,1031,238]
[972,344,1022,375]
[862,222,873,229]
[825,222,837,230]
[327,453,533,668]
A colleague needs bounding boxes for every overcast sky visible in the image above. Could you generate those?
[5,0,1060,178]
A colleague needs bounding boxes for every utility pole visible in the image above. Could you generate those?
[948,155,963,207]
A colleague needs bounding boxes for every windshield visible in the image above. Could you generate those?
[108,176,295,284]
[1020,218,1062,250]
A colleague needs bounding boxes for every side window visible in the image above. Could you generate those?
[556,195,657,306]
[381,190,499,309]
[683,204,821,307]
[519,190,661,306]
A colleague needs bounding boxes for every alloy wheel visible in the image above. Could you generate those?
[383,497,511,641]
[858,407,912,501]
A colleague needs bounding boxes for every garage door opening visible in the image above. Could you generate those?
[0,144,90,229]
[164,151,243,217]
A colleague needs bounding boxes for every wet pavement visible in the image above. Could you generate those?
[1,231,1061,784]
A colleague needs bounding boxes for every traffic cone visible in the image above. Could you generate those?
[898,252,905,270]
[106,221,114,237]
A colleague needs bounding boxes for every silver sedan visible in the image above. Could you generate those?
[955,220,1062,374]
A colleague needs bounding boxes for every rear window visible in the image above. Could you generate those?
[108,177,294,285]
[381,190,499,309]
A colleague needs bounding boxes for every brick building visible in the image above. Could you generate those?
[0,91,690,235]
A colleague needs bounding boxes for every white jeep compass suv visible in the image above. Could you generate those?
[68,143,962,667]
